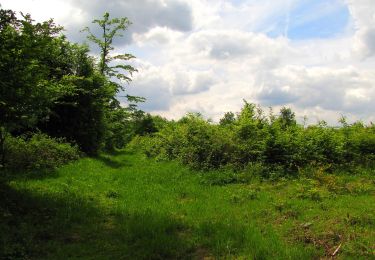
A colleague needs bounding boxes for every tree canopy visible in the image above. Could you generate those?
[0,8,144,160]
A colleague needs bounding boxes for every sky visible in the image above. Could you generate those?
[2,0,375,124]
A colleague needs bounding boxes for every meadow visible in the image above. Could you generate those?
[1,150,374,259]
[1,8,374,259]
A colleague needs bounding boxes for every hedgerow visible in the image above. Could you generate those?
[131,102,375,174]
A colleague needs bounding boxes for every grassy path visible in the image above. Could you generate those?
[1,150,374,259]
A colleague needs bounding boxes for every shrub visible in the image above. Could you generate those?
[131,102,375,176]
[264,124,301,169]
[177,118,234,170]
[301,125,345,166]
[4,133,80,170]
[344,124,375,165]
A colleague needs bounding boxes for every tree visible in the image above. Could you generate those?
[0,7,116,156]
[0,10,62,132]
[278,107,296,129]
[40,70,111,155]
[0,9,144,158]
[83,12,145,151]
[0,8,65,163]
[134,113,158,136]
[82,12,138,92]
[219,112,236,126]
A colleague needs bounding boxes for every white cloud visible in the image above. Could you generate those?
[348,0,375,58]
[170,70,216,95]
[133,27,183,46]
[188,30,290,61]
[2,0,193,44]
[2,0,375,124]
[124,62,172,112]
[256,66,374,114]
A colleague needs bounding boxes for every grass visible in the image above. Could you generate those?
[0,150,374,259]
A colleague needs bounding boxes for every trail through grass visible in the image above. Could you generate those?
[1,150,374,259]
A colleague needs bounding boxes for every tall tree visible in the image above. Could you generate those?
[83,12,145,151]
[82,12,138,92]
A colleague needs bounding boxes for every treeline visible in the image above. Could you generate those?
[0,8,146,170]
[1,7,374,174]
[132,101,375,176]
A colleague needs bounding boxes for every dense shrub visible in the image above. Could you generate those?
[174,114,233,170]
[4,133,80,170]
[130,113,235,170]
[132,102,375,175]
[301,124,345,165]
[341,122,375,165]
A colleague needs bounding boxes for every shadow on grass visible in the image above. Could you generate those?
[0,180,315,259]
[105,149,134,156]
[0,182,197,259]
[0,164,316,259]
[96,151,133,169]
[0,168,59,182]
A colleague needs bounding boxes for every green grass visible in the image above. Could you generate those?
[1,150,374,259]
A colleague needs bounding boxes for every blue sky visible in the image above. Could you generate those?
[2,0,375,124]
[266,0,350,39]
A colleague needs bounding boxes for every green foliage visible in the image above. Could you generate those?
[104,110,161,152]
[278,107,297,129]
[148,113,235,170]
[40,72,110,155]
[83,12,136,80]
[3,133,79,170]
[201,170,242,186]
[0,8,101,156]
[0,10,63,132]
[219,111,236,126]
[0,9,83,162]
[231,102,269,168]
[82,12,146,152]
[133,113,158,136]
[136,101,375,176]
[103,107,132,151]
[175,114,232,170]
[0,8,142,158]
[82,12,142,104]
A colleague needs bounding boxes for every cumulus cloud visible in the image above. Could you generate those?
[2,0,375,124]
[189,30,290,61]
[2,0,193,44]
[348,0,375,58]
[125,61,215,112]
[124,63,172,112]
[66,0,193,44]
[133,26,183,46]
[256,66,375,116]
[170,71,216,95]
[258,85,299,106]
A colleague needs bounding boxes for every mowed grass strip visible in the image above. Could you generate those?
[1,150,374,259]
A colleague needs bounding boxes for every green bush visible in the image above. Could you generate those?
[132,102,375,176]
[177,115,234,170]
[4,133,80,170]
[342,123,375,164]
